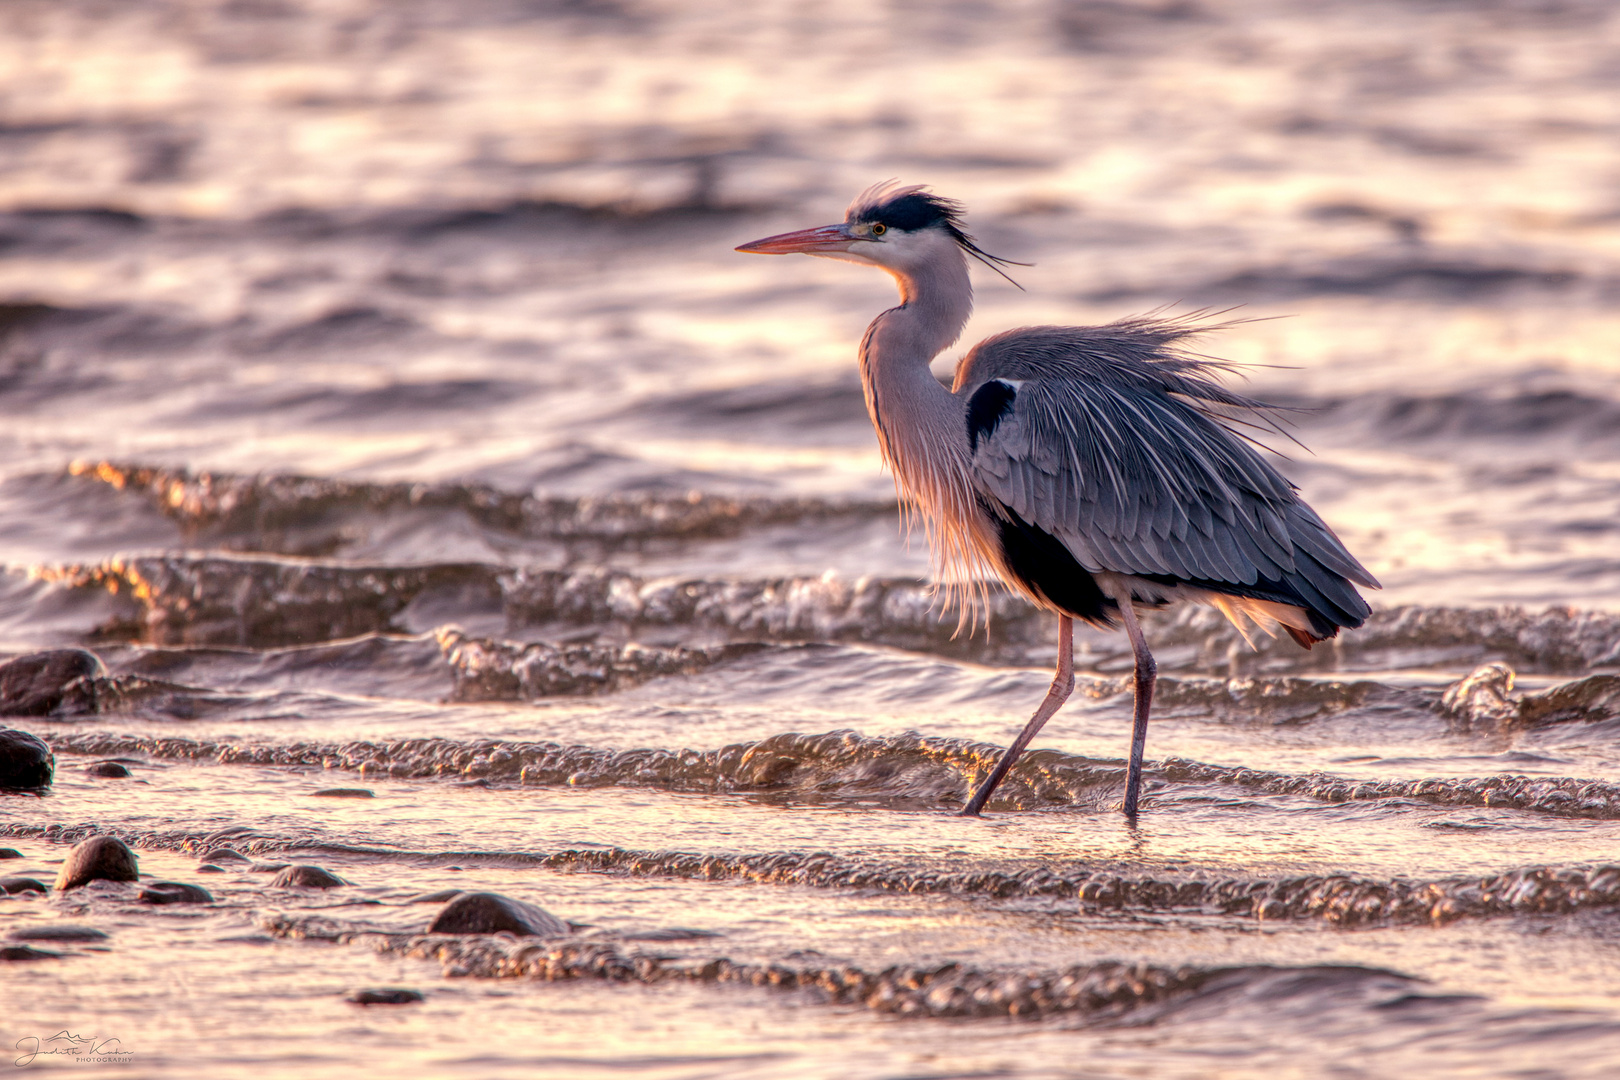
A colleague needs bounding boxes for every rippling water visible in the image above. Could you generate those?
[4,1,1620,1077]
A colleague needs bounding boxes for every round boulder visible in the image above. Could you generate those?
[427,891,568,938]
[0,877,47,895]
[87,761,132,778]
[139,881,214,905]
[270,864,347,888]
[0,649,102,717]
[0,727,53,789]
[199,847,249,863]
[54,836,139,891]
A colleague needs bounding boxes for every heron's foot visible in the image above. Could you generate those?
[956,806,983,818]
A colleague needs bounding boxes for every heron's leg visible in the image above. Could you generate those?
[1117,598,1157,819]
[959,615,1074,817]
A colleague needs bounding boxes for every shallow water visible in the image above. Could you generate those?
[4,1,1620,1077]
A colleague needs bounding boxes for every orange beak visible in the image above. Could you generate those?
[735,223,856,255]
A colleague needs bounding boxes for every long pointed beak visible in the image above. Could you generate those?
[735,223,855,255]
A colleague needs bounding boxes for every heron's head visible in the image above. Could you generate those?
[735,181,1022,285]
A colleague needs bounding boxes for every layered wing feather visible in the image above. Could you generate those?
[957,319,1378,633]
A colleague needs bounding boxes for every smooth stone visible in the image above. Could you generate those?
[0,649,102,716]
[0,727,53,789]
[427,892,568,938]
[346,988,424,1005]
[201,847,250,863]
[312,788,374,798]
[271,864,347,888]
[407,889,464,904]
[10,925,108,941]
[196,864,225,874]
[0,848,22,859]
[55,836,138,891]
[86,761,132,778]
[140,881,213,905]
[0,877,48,895]
[1,945,61,961]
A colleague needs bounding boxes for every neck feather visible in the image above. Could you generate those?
[857,240,991,621]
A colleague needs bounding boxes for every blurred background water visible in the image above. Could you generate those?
[3,1,1620,1077]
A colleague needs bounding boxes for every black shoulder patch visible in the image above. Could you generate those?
[966,379,1017,452]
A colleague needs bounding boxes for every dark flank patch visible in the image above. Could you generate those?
[1132,568,1345,640]
[984,499,1346,643]
[983,499,1113,625]
[966,380,1018,452]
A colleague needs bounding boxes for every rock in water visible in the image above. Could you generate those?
[0,728,53,789]
[270,864,347,888]
[312,788,374,798]
[1441,662,1519,727]
[200,847,249,863]
[408,889,465,904]
[87,761,132,778]
[0,877,47,895]
[427,891,568,937]
[140,881,214,905]
[346,988,424,1005]
[1,945,61,961]
[0,848,23,859]
[9,925,108,942]
[0,649,103,716]
[54,836,139,890]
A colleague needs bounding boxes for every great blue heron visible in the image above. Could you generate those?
[737,182,1378,818]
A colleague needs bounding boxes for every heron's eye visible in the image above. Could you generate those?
[871,223,887,236]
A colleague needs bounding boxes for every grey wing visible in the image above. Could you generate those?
[966,374,1378,631]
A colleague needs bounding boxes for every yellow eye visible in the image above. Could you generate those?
[871,223,887,236]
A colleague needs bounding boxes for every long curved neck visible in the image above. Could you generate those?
[857,241,985,588]
[862,244,974,370]
[859,242,974,454]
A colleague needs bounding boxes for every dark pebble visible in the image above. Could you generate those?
[140,881,214,905]
[196,864,225,874]
[346,988,424,1005]
[427,891,568,937]
[0,649,102,717]
[1,945,62,961]
[86,761,132,778]
[407,889,464,904]
[55,836,139,891]
[10,925,108,942]
[270,864,347,888]
[0,877,48,895]
[0,848,22,859]
[312,788,374,798]
[0,727,53,789]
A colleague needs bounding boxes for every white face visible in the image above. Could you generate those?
[810,222,961,276]
[735,216,966,282]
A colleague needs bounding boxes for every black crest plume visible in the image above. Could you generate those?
[846,180,1029,289]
